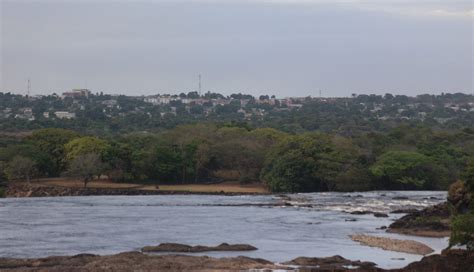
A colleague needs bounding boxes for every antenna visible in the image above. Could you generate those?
[319,90,322,98]
[198,74,202,96]
[27,78,31,97]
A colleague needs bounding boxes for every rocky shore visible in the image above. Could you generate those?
[0,252,282,272]
[387,202,451,237]
[0,249,472,272]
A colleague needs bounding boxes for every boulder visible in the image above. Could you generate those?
[284,255,376,270]
[141,243,257,253]
[390,209,419,214]
[388,202,451,237]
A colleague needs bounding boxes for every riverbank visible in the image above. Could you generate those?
[388,202,451,237]
[4,180,269,197]
[0,249,471,272]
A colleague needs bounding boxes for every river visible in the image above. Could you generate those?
[0,191,447,269]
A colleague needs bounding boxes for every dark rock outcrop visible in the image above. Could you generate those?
[0,249,472,272]
[388,202,451,237]
[391,249,474,272]
[284,255,377,270]
[350,210,373,215]
[141,243,257,253]
[350,211,389,217]
[373,212,389,218]
[390,209,419,214]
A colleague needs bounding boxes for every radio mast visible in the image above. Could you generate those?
[198,74,202,96]
[27,78,31,97]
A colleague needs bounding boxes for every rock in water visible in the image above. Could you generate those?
[349,234,434,255]
[141,243,257,253]
[284,255,376,270]
[388,202,451,237]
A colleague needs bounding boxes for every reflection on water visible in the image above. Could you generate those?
[0,191,447,269]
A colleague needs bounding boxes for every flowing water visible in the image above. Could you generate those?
[0,191,447,269]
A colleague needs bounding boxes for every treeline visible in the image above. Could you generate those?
[0,123,473,192]
[1,92,474,136]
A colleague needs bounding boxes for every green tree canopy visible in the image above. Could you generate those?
[65,136,109,161]
[5,156,37,182]
[260,133,364,192]
[370,151,440,189]
[64,153,103,187]
[461,160,474,190]
[27,128,79,176]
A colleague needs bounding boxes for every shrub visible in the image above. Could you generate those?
[450,213,474,250]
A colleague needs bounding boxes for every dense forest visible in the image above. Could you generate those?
[1,123,473,192]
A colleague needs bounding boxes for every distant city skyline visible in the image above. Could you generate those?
[1,0,473,97]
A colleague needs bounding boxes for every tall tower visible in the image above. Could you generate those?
[27,78,31,97]
[198,74,202,96]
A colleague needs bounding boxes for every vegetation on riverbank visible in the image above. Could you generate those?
[1,122,473,192]
[448,161,474,249]
[385,163,474,249]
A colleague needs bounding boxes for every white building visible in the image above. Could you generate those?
[54,111,76,119]
[145,95,173,105]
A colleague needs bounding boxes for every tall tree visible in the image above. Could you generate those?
[65,136,109,161]
[28,128,79,176]
[5,156,37,182]
[64,153,103,188]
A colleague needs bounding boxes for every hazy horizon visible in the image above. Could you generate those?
[1,0,473,97]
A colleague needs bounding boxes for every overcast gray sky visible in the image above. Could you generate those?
[1,0,473,97]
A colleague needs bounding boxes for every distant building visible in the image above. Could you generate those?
[144,95,173,105]
[14,108,35,121]
[62,89,91,99]
[101,100,117,107]
[54,111,76,119]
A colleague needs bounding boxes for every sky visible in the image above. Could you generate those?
[1,0,473,97]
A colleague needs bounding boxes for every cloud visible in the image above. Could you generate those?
[265,0,474,19]
[7,0,472,19]
[184,0,474,19]
[426,9,474,18]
